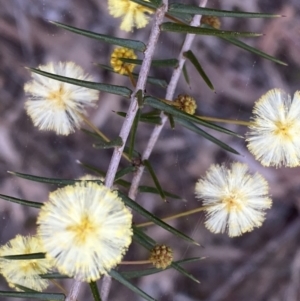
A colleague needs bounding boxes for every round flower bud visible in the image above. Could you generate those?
[201,16,221,29]
[149,245,173,269]
[110,47,137,75]
[174,94,197,115]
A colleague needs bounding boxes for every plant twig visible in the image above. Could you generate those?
[120,260,151,265]
[129,0,208,200]
[196,115,251,126]
[100,3,169,301]
[65,280,82,301]
[104,2,168,189]
[136,206,208,228]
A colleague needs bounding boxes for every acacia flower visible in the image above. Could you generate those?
[0,235,52,291]
[149,245,173,269]
[110,47,137,75]
[108,0,153,32]
[24,61,99,135]
[195,162,272,237]
[37,182,133,282]
[246,89,300,167]
[174,94,197,115]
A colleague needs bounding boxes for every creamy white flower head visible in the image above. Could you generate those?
[24,62,99,135]
[0,235,52,291]
[37,182,133,282]
[246,89,300,167]
[195,162,272,237]
[108,0,153,32]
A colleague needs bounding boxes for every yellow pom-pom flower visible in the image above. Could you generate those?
[0,235,52,291]
[37,182,133,282]
[110,47,137,75]
[246,89,300,167]
[174,94,197,115]
[195,162,272,237]
[24,62,99,136]
[149,245,173,269]
[108,0,153,32]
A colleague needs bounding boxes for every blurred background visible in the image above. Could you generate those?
[1,0,300,300]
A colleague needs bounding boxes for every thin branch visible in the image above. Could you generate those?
[129,0,208,200]
[105,2,168,189]
[100,3,169,301]
[65,280,82,301]
[100,276,112,301]
[136,206,208,228]
[196,115,252,126]
[119,260,151,265]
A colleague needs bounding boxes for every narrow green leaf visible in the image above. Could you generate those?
[115,166,136,181]
[174,117,240,155]
[114,178,131,187]
[109,269,157,301]
[13,285,38,293]
[161,22,262,37]
[141,110,161,117]
[80,128,106,140]
[0,194,42,209]
[129,109,141,159]
[2,253,46,260]
[121,257,203,279]
[96,64,167,87]
[140,115,162,125]
[50,21,146,52]
[141,111,162,124]
[119,192,200,245]
[169,4,282,18]
[0,291,65,300]
[27,67,132,98]
[143,160,166,202]
[93,137,123,149]
[120,58,179,68]
[182,63,190,86]
[133,228,156,249]
[9,171,104,187]
[115,111,162,125]
[81,128,140,157]
[171,261,200,283]
[136,89,144,107]
[183,50,214,90]
[8,171,78,186]
[89,282,102,301]
[168,114,175,129]
[40,272,70,279]
[144,96,242,138]
[76,161,106,178]
[130,0,160,10]
[77,161,135,188]
[222,35,287,66]
[113,111,127,118]
[199,23,287,65]
[167,11,193,23]
[138,186,183,200]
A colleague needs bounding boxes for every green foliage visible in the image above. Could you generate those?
[161,22,262,37]
[50,21,146,51]
[27,67,132,97]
